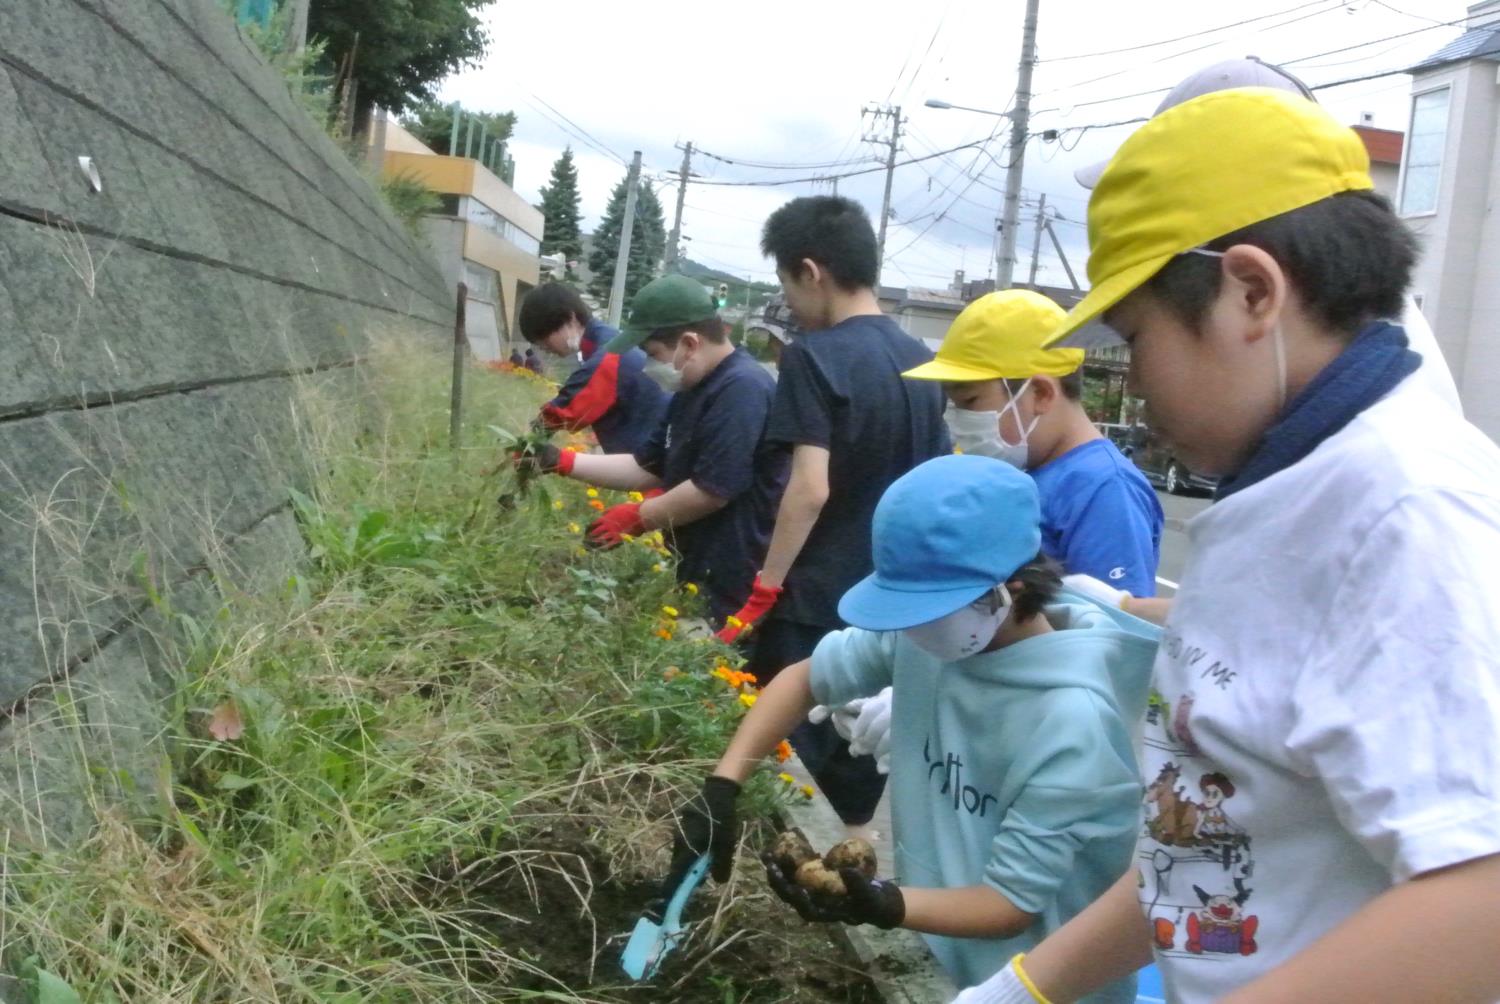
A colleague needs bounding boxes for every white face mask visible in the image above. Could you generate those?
[903,586,1011,662]
[944,379,1039,469]
[643,357,681,393]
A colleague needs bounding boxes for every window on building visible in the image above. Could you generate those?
[1399,87,1449,216]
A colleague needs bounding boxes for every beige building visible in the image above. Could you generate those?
[375,118,544,361]
[1399,0,1500,440]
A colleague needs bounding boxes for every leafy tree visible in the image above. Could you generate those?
[310,0,493,136]
[587,174,667,307]
[401,100,514,157]
[537,149,584,279]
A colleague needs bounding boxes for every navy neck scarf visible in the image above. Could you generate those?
[1215,321,1421,501]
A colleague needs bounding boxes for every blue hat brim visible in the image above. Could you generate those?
[837,574,993,632]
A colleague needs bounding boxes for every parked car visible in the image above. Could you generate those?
[1106,422,1219,496]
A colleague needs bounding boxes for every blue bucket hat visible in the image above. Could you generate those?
[838,455,1041,631]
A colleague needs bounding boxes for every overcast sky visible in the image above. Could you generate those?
[438,0,1472,290]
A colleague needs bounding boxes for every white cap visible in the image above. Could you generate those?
[1073,56,1316,189]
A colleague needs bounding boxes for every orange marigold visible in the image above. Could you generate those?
[775,740,793,763]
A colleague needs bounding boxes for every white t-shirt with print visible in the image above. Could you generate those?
[1137,374,1500,1002]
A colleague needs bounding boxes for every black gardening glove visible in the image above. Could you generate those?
[663,776,741,901]
[510,442,568,477]
[761,853,905,929]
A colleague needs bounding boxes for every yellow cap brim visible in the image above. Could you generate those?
[1043,254,1171,350]
[902,357,1008,382]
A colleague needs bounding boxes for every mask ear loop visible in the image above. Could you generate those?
[999,377,1035,449]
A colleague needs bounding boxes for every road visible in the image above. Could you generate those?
[1153,489,1211,595]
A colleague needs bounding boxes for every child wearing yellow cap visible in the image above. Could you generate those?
[958,89,1500,1004]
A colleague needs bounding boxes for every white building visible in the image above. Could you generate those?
[1400,0,1500,439]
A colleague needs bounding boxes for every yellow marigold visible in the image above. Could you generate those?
[628,491,645,503]
[662,605,679,618]
[725,615,744,629]
[567,522,581,534]
[621,533,635,542]
[574,547,587,558]
[586,487,599,498]
[684,582,699,595]
[552,500,565,511]
[652,562,665,573]
[777,772,795,785]
[801,785,815,798]
[775,740,793,763]
[738,692,757,708]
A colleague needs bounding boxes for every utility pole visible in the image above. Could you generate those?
[997,0,1040,289]
[665,141,693,272]
[285,0,309,54]
[1027,193,1047,287]
[1044,218,1081,291]
[864,104,904,286]
[607,151,643,327]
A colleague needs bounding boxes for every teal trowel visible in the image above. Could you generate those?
[620,853,710,980]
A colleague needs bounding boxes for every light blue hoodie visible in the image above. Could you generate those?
[809,592,1159,1000]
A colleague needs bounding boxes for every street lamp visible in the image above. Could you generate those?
[924,97,1015,118]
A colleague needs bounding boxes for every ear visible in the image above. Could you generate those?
[1029,376,1061,414]
[798,258,824,287]
[1218,244,1287,344]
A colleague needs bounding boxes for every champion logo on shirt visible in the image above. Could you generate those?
[1108,566,1127,580]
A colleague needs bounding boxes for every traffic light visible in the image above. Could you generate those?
[715,283,729,309]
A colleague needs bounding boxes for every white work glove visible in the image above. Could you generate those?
[1061,573,1130,610]
[809,688,892,774]
[951,955,1050,1003]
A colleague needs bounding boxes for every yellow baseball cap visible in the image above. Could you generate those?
[1046,88,1374,350]
[903,289,1081,382]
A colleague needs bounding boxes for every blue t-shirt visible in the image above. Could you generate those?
[1029,438,1163,597]
[635,349,789,621]
[543,320,669,455]
[764,314,950,627]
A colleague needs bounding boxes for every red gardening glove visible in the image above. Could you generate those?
[715,575,782,643]
[585,502,646,550]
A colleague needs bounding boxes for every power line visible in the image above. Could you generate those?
[692,147,881,171]
[520,90,629,166]
[685,135,1007,188]
[1036,0,1336,63]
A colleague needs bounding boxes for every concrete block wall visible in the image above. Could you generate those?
[0,0,452,839]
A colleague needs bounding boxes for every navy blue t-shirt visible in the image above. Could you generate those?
[764,314,950,627]
[542,320,669,455]
[1030,438,1164,597]
[635,348,789,621]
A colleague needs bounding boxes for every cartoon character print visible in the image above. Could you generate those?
[1140,686,1258,958]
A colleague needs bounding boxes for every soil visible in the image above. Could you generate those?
[473,841,880,1003]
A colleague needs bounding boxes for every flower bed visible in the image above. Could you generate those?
[0,337,875,1002]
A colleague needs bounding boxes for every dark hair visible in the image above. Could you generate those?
[1004,372,1082,402]
[645,316,728,348]
[1006,554,1063,622]
[518,282,591,343]
[760,196,879,291]
[1143,191,1416,339]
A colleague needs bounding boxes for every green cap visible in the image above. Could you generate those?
[602,274,718,352]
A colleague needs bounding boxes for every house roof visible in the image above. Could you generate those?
[1409,23,1500,72]
[1351,125,1404,166]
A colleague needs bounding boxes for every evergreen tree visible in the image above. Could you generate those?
[537,148,584,279]
[587,173,668,307]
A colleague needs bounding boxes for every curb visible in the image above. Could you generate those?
[778,757,959,1004]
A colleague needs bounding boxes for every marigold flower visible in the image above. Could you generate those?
[567,522,581,534]
[574,547,588,558]
[712,667,733,683]
[662,605,679,619]
[586,487,599,498]
[775,740,793,763]
[656,628,673,641]
[628,491,645,503]
[801,785,815,798]
[652,562,665,573]
[725,615,744,629]
[684,582,699,595]
[738,692,757,708]
[552,500,565,510]
[589,499,605,511]
[777,772,796,785]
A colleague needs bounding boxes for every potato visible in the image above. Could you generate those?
[795,859,847,896]
[822,837,877,879]
[770,829,819,875]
